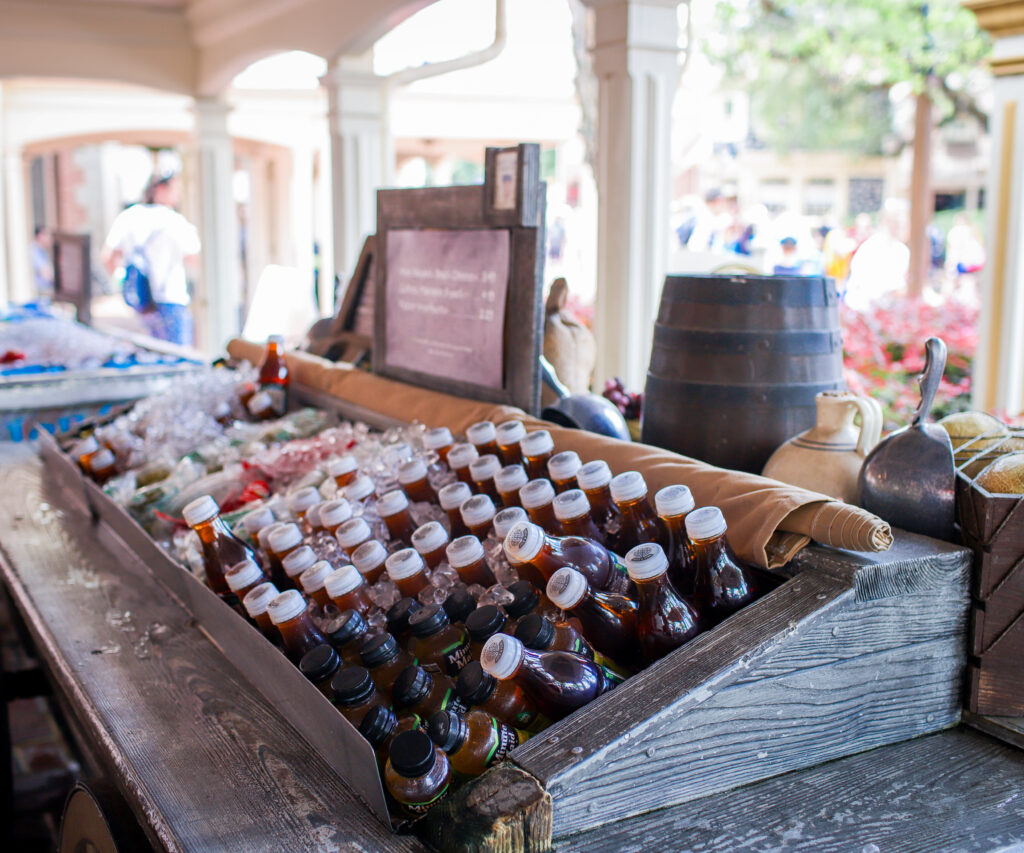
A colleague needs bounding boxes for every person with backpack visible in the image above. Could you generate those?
[101,171,200,346]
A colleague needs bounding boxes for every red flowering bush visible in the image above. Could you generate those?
[841,295,978,430]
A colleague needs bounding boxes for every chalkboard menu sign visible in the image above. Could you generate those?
[373,144,546,414]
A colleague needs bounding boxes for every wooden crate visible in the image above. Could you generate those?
[956,470,1024,716]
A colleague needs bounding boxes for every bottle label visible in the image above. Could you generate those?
[600,664,627,688]
[440,637,472,676]
[485,718,524,765]
[439,688,467,715]
[402,783,450,816]
[260,384,287,416]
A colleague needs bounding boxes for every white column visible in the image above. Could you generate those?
[289,141,317,315]
[4,148,31,305]
[581,0,681,391]
[193,97,241,355]
[315,139,336,316]
[0,83,8,306]
[321,52,390,286]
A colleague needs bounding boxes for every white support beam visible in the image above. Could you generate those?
[580,0,680,391]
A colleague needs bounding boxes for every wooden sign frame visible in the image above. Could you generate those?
[305,235,374,365]
[372,149,546,415]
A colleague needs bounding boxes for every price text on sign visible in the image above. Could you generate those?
[385,229,511,390]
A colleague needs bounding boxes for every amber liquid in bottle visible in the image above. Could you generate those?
[447,444,479,486]
[398,459,438,504]
[611,472,660,554]
[269,591,328,661]
[520,431,554,481]
[331,666,386,728]
[427,709,522,778]
[495,464,528,509]
[514,613,596,660]
[447,536,497,588]
[520,480,563,536]
[547,450,581,494]
[352,540,388,585]
[554,489,607,547]
[385,730,453,817]
[360,633,415,700]
[387,548,432,599]
[455,661,538,730]
[258,335,290,416]
[325,565,375,616]
[439,482,472,538]
[408,606,472,677]
[547,569,641,670]
[625,542,702,663]
[689,508,758,626]
[393,665,466,719]
[495,420,526,466]
[467,421,500,459]
[661,511,697,595]
[469,455,502,503]
[507,523,632,595]
[190,510,257,595]
[412,523,450,571]
[578,460,623,548]
[383,505,417,545]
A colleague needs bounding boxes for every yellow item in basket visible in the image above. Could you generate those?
[976,452,1024,496]
[938,411,1008,448]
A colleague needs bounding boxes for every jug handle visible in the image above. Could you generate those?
[853,395,883,457]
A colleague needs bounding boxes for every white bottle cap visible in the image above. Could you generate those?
[225,559,264,592]
[319,499,353,529]
[519,478,556,510]
[547,450,581,482]
[268,589,307,625]
[553,489,591,522]
[503,521,546,564]
[610,470,648,503]
[447,443,479,470]
[257,521,287,551]
[577,460,613,490]
[352,540,388,574]
[183,495,219,527]
[423,426,454,450]
[242,506,275,535]
[412,521,448,555]
[242,582,279,618]
[326,455,358,479]
[460,494,496,528]
[469,454,501,482]
[268,334,284,345]
[268,523,303,554]
[520,430,554,457]
[655,485,695,519]
[494,464,528,494]
[496,420,526,446]
[76,436,100,456]
[305,504,324,529]
[247,391,273,415]
[467,421,497,446]
[344,474,376,503]
[324,564,365,598]
[493,507,528,540]
[446,535,485,569]
[377,489,410,518]
[90,448,116,469]
[289,487,322,515]
[438,481,472,511]
[685,506,727,541]
[480,634,525,681]
[386,548,426,581]
[282,545,317,578]
[336,517,372,549]
[546,568,589,609]
[300,560,335,594]
[397,458,428,485]
[625,542,670,581]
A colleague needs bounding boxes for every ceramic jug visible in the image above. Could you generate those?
[762,391,883,503]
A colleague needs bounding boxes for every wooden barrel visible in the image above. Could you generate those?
[641,274,845,473]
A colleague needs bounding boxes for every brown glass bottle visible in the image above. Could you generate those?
[503,580,560,632]
[360,633,415,698]
[225,558,268,601]
[459,495,497,541]
[466,421,500,458]
[359,706,422,771]
[625,542,702,662]
[480,634,613,722]
[378,490,417,545]
[299,644,342,698]
[330,666,386,728]
[438,482,472,538]
[655,484,698,595]
[547,450,582,493]
[519,479,563,536]
[386,597,422,644]
[494,464,528,509]
[504,521,632,595]
[577,460,623,549]
[447,443,479,485]
[74,435,100,473]
[267,522,304,588]
[86,448,118,483]
[326,454,359,489]
[268,589,327,661]
[553,489,606,547]
[411,522,450,571]
[407,606,471,676]
[423,426,455,466]
[298,560,334,609]
[469,455,502,503]
[610,471,660,554]
[392,665,466,719]
[242,582,281,643]
[519,431,554,480]
[446,536,497,587]
[324,564,374,616]
[257,522,290,589]
[325,608,370,666]
[455,660,539,730]
[687,507,758,625]
[385,730,452,817]
[495,420,526,466]
[398,458,437,504]
[258,334,290,416]
[352,539,388,585]
[386,548,431,599]
[427,709,523,779]
[514,613,596,660]
[336,517,373,559]
[546,568,642,670]
[464,605,509,659]
[183,495,257,595]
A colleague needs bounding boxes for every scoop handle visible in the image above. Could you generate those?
[912,337,946,427]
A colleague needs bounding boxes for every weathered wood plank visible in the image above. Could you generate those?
[0,444,422,853]
[553,728,1024,852]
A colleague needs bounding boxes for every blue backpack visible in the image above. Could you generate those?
[122,233,157,311]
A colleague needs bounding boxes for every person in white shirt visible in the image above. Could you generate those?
[102,173,200,345]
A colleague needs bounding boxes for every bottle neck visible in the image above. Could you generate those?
[193,516,226,544]
[660,512,688,535]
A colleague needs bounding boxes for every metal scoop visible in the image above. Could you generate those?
[539,356,631,441]
[856,337,955,541]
